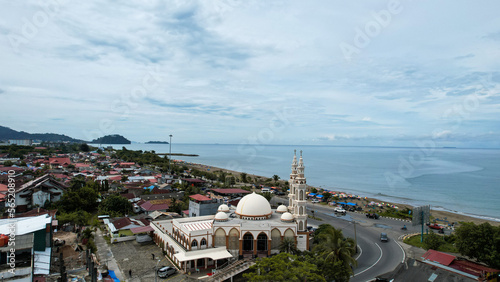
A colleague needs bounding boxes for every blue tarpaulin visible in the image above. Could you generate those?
[316,195,323,198]
[143,185,155,190]
[346,202,357,206]
[108,270,120,282]
[337,202,347,205]
[308,193,316,196]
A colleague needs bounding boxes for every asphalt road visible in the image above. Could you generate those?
[272,197,418,281]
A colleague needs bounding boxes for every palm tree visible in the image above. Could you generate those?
[272,174,280,182]
[279,238,298,254]
[314,226,357,274]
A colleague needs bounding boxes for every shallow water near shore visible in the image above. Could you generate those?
[110,143,500,222]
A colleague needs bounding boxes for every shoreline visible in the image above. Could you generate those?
[179,160,500,227]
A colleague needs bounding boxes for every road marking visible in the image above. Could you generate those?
[354,244,363,260]
[395,241,406,263]
[353,243,383,277]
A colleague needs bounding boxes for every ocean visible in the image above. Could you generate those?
[109,143,500,222]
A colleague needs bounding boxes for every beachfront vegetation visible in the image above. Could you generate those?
[378,207,412,220]
[455,222,500,268]
[404,233,458,253]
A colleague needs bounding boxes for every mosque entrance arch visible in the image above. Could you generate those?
[243,233,254,252]
[257,233,268,252]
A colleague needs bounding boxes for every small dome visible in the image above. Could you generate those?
[276,205,287,213]
[218,204,230,213]
[214,212,229,222]
[281,212,294,222]
[235,192,272,219]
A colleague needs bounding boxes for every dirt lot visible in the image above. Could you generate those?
[110,239,189,281]
[52,231,85,270]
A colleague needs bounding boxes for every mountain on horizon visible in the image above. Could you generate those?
[0,125,86,143]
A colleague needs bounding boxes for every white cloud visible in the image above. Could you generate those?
[0,1,499,147]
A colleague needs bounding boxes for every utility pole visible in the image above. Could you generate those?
[353,220,358,253]
[154,259,161,282]
[168,134,173,173]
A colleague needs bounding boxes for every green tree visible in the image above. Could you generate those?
[244,253,325,282]
[424,231,443,250]
[261,192,273,203]
[314,224,357,280]
[100,195,133,216]
[80,143,90,152]
[272,174,280,182]
[240,172,248,183]
[279,237,298,254]
[322,192,332,202]
[455,222,500,268]
[310,187,318,194]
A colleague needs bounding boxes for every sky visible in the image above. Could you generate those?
[1,1,500,147]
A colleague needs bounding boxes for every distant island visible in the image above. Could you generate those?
[90,134,131,144]
[146,141,169,144]
[0,125,85,143]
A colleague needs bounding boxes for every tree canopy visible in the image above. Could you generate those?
[99,194,133,216]
[244,253,326,282]
[455,222,500,268]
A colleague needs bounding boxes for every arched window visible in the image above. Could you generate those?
[191,240,198,248]
[299,190,304,200]
[299,206,304,215]
[299,221,304,231]
[201,238,207,246]
[229,229,239,250]
[271,229,281,250]
[214,228,226,247]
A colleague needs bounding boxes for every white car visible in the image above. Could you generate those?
[311,199,320,204]
[334,206,346,214]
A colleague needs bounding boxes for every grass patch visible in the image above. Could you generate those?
[118,229,134,237]
[403,234,458,253]
[378,207,412,220]
[308,215,323,221]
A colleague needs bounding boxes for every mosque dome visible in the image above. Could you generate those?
[235,192,272,220]
[214,211,229,222]
[276,205,288,213]
[281,212,294,222]
[218,204,230,213]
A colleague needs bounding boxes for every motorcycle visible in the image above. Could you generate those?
[401,225,407,230]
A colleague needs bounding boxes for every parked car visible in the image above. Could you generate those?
[53,238,65,246]
[157,266,176,278]
[334,207,346,214]
[366,213,380,219]
[311,199,320,204]
[380,233,388,242]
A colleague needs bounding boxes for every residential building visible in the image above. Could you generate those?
[188,194,221,217]
[0,214,54,281]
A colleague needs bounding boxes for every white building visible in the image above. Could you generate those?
[8,139,32,146]
[15,174,66,213]
[151,151,310,272]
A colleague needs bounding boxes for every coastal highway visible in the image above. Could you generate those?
[272,198,411,281]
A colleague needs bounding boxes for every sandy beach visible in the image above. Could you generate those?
[181,161,500,227]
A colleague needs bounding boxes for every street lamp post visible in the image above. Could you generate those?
[154,259,161,282]
[168,134,173,173]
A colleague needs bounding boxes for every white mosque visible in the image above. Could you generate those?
[151,150,309,272]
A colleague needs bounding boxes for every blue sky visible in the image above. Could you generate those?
[1,1,499,147]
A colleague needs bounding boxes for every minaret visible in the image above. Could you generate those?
[293,150,307,232]
[288,150,298,209]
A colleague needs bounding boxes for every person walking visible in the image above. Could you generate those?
[152,253,155,260]
[129,269,132,277]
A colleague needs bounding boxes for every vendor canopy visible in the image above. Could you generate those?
[174,247,232,262]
